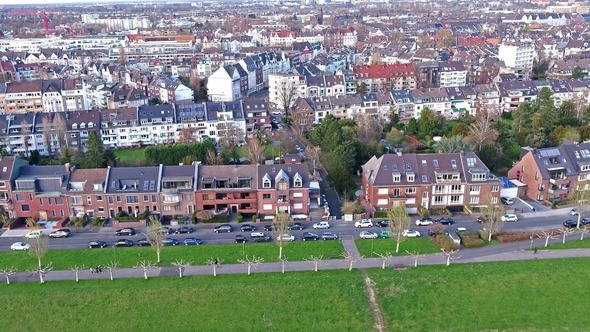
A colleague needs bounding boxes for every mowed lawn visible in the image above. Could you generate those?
[3,258,590,331]
[354,237,441,257]
[539,236,590,250]
[0,241,345,271]
[113,148,146,163]
[0,270,374,331]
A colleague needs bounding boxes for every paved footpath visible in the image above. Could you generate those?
[5,243,590,284]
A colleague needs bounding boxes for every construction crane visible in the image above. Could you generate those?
[7,10,62,38]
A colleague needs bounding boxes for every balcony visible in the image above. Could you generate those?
[549,177,568,185]
[162,188,179,194]
[277,198,290,204]
[548,187,568,195]
[162,195,180,204]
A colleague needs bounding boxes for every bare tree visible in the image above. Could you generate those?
[104,261,119,281]
[189,71,201,93]
[406,250,427,267]
[205,149,222,165]
[468,107,499,151]
[118,46,127,65]
[218,121,245,162]
[560,227,577,244]
[342,251,364,271]
[20,120,31,158]
[146,215,166,263]
[537,229,558,247]
[271,212,291,259]
[374,252,394,269]
[206,257,223,276]
[305,146,322,170]
[196,210,215,222]
[356,114,383,145]
[243,136,265,165]
[177,127,197,145]
[28,262,53,284]
[581,225,589,241]
[278,256,288,274]
[172,259,192,278]
[0,266,18,284]
[438,249,461,266]
[53,113,67,153]
[388,203,411,253]
[237,255,264,275]
[275,79,298,118]
[481,194,506,242]
[305,255,324,272]
[41,115,54,158]
[69,264,86,282]
[27,233,49,283]
[572,181,590,228]
[134,260,156,279]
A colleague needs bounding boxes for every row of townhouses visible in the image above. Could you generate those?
[0,99,271,157]
[0,157,311,220]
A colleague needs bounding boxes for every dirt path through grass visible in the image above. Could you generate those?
[363,272,385,332]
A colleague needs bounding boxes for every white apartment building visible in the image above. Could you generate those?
[268,74,304,108]
[438,62,468,88]
[498,41,535,80]
[0,38,55,53]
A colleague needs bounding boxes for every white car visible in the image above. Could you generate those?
[11,242,30,251]
[359,231,378,239]
[276,234,295,242]
[354,219,373,228]
[415,218,434,226]
[402,230,421,238]
[570,209,579,216]
[313,221,330,229]
[24,230,44,239]
[501,214,518,222]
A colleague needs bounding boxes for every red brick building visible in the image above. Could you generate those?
[12,164,70,219]
[196,165,258,215]
[257,164,310,215]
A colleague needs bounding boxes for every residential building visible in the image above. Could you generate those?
[160,165,198,218]
[496,81,538,112]
[103,166,161,219]
[66,168,109,219]
[362,152,501,214]
[0,156,27,218]
[147,78,193,104]
[196,165,259,215]
[497,41,535,80]
[257,163,310,215]
[438,61,468,88]
[353,63,418,93]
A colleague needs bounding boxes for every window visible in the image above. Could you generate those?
[263,194,272,200]
[108,196,114,204]
[434,196,444,205]
[182,194,193,201]
[491,185,499,192]
[470,197,479,204]
[293,203,303,209]
[96,195,103,201]
[48,198,52,205]
[116,196,121,202]
[0,181,5,188]
[377,199,388,205]
[470,186,480,193]
[393,173,401,182]
[422,160,427,166]
[152,195,157,202]
[29,194,33,201]
[407,174,415,182]
[52,210,56,217]
[175,205,183,212]
[263,204,273,210]
[126,196,139,203]
[15,194,24,202]
[55,197,63,205]
[163,206,171,211]
[293,192,303,198]
[39,198,43,206]
[378,188,388,195]
[535,172,538,181]
[406,187,416,194]
[21,204,30,212]
[71,196,83,205]
[451,160,457,168]
[450,195,461,204]
[144,195,149,202]
[278,181,288,191]
[98,207,105,213]
[471,174,486,181]
[87,196,92,205]
[294,179,302,187]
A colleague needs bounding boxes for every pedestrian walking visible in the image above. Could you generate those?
[90,268,94,274]
[214,258,218,266]
[534,247,538,254]
[96,266,99,274]
[98,266,102,274]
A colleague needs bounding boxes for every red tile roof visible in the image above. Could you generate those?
[352,63,417,78]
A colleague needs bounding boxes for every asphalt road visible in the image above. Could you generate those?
[0,213,573,252]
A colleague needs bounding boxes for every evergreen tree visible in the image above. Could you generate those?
[417,108,438,138]
[29,150,40,165]
[84,131,105,168]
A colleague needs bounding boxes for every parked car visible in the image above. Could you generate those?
[114,239,134,247]
[234,235,247,243]
[163,238,180,246]
[175,227,194,234]
[313,221,331,229]
[88,240,107,248]
[427,229,441,237]
[582,217,590,225]
[11,242,30,251]
[183,238,203,245]
[240,224,256,232]
[322,232,338,240]
[563,220,579,228]
[375,220,389,228]
[49,229,71,238]
[359,231,379,239]
[276,234,295,242]
[501,214,518,222]
[159,227,175,235]
[501,197,514,205]
[379,230,394,238]
[439,218,454,225]
[415,218,434,226]
[300,232,319,241]
[214,224,233,233]
[250,232,271,242]
[402,230,421,238]
[24,230,44,239]
[115,228,136,236]
[136,238,151,246]
[570,209,579,216]
[456,227,468,232]
[477,216,491,223]
[263,224,278,231]
[355,219,374,228]
[288,222,305,230]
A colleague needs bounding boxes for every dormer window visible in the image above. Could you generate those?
[72,123,78,129]
[422,160,427,166]
[407,172,415,182]
[392,172,401,182]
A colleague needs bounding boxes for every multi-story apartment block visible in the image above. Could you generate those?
[409,88,451,118]
[362,152,501,214]
[65,109,101,154]
[257,163,310,215]
[196,165,259,215]
[353,63,418,93]
[108,87,148,109]
[498,41,535,80]
[242,98,271,138]
[66,168,109,219]
[103,166,161,218]
[137,104,177,145]
[496,81,538,112]
[438,61,468,88]
[147,78,193,105]
[0,156,27,218]
[4,81,43,113]
[160,165,198,218]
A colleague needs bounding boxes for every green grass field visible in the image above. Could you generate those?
[3,258,590,331]
[539,236,590,250]
[354,237,441,257]
[0,241,345,271]
[113,148,146,163]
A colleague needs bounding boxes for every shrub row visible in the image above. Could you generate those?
[495,231,535,243]
[434,233,460,251]
[457,231,486,249]
[115,210,149,221]
[373,211,388,218]
[200,214,229,224]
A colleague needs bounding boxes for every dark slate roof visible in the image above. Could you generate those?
[105,166,160,194]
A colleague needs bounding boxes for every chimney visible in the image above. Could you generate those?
[65,163,70,172]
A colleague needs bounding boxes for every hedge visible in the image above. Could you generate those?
[457,231,486,249]
[434,233,460,251]
[494,231,535,243]
[373,211,388,218]
[200,214,230,224]
[115,210,149,221]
